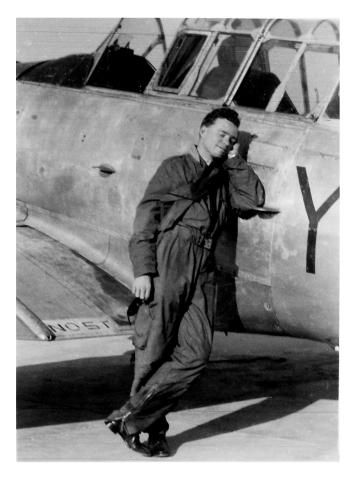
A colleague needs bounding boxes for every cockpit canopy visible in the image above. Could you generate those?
[17,18,339,120]
[152,18,339,119]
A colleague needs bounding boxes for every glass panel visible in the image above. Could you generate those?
[183,18,228,29]
[113,18,163,68]
[157,33,206,89]
[303,48,339,114]
[112,18,183,69]
[87,18,163,92]
[234,40,299,114]
[281,64,304,114]
[269,19,316,37]
[195,34,253,100]
[269,19,340,41]
[233,39,339,116]
[229,19,265,31]
[312,20,339,42]
[324,85,339,119]
[183,18,266,33]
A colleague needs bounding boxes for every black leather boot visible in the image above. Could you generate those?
[146,433,171,457]
[105,418,153,457]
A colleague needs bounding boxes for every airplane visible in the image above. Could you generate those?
[16,18,339,348]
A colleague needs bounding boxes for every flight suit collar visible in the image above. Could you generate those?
[187,144,209,169]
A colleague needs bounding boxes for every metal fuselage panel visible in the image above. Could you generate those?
[16,81,339,343]
[232,113,338,344]
[271,123,339,343]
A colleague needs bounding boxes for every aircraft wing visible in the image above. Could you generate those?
[17,226,134,341]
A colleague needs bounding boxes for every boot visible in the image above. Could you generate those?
[146,432,170,457]
[105,418,152,457]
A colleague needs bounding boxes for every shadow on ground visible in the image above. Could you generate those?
[17,345,338,451]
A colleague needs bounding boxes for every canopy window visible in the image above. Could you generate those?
[156,34,207,90]
[194,34,254,101]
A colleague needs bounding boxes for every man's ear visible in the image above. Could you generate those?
[199,125,207,137]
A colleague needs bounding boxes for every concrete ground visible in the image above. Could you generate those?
[16,332,338,462]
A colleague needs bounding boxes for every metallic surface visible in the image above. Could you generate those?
[16,18,339,345]
[16,298,55,341]
[16,81,338,344]
[17,226,133,340]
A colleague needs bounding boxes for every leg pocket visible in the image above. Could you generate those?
[132,304,153,349]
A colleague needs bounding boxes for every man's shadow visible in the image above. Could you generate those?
[167,350,338,455]
[17,343,338,432]
[169,397,312,454]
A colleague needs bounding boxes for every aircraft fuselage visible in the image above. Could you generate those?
[16,79,339,345]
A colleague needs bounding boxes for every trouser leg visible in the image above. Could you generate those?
[145,416,169,435]
[123,272,215,435]
[130,227,212,394]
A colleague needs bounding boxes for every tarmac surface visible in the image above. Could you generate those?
[16,332,338,462]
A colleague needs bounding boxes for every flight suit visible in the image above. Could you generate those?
[107,145,265,435]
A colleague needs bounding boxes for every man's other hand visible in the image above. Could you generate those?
[132,275,152,300]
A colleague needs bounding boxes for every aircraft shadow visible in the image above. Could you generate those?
[17,346,338,446]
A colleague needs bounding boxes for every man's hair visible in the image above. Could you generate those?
[200,107,240,130]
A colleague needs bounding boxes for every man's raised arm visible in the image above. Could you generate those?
[223,155,265,212]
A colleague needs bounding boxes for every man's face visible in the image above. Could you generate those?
[198,118,238,162]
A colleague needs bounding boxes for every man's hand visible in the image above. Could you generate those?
[132,275,152,300]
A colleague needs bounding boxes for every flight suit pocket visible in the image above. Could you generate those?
[132,303,154,349]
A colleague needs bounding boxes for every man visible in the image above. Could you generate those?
[105,107,265,457]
